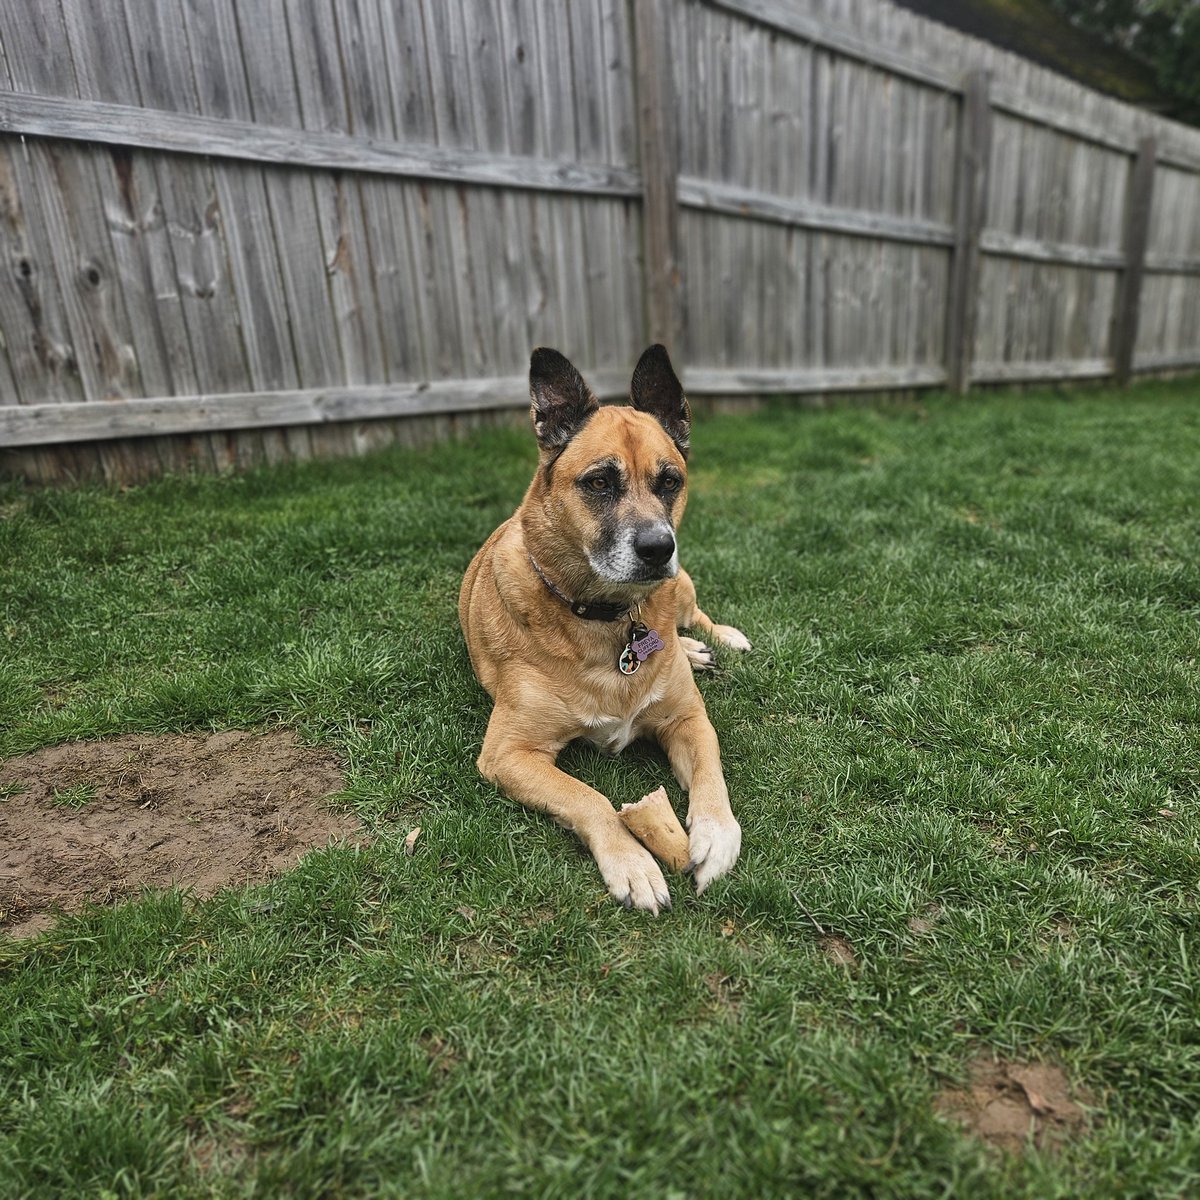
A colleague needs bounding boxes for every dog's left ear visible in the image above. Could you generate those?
[631,344,690,459]
[529,347,599,453]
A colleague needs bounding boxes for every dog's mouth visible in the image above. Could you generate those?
[590,559,679,586]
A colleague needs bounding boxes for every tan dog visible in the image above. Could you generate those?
[459,345,750,913]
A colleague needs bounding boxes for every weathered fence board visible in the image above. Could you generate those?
[0,372,619,446]
[0,92,644,198]
[2,0,1199,483]
[1111,138,1157,385]
[945,71,991,394]
[634,0,682,350]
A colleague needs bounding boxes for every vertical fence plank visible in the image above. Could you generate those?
[1111,136,1156,385]
[633,0,681,353]
[0,139,84,405]
[945,69,992,395]
[177,0,301,470]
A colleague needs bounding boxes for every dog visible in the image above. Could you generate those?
[458,345,750,913]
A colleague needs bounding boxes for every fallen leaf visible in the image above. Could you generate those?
[935,1058,1090,1155]
[1020,1084,1053,1115]
[404,826,421,856]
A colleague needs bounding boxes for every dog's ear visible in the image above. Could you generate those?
[529,347,599,452]
[631,344,690,459]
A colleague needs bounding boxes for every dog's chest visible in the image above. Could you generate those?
[576,680,663,754]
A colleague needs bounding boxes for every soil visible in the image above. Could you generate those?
[819,933,859,969]
[0,730,363,939]
[935,1057,1092,1154]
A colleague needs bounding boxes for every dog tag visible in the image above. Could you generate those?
[632,629,665,661]
[618,622,664,674]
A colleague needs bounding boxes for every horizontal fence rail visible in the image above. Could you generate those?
[0,0,1198,481]
[2,366,964,448]
[0,91,643,198]
[676,177,957,246]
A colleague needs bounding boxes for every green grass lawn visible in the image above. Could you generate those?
[2,378,1199,1198]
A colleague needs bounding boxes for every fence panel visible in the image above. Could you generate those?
[2,0,1199,483]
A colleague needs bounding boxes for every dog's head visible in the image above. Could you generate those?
[523,345,692,596]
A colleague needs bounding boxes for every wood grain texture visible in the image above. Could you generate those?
[979,231,1125,269]
[0,407,530,485]
[3,363,960,447]
[3,0,1200,479]
[0,90,643,198]
[1132,349,1200,373]
[1111,138,1156,385]
[2,371,631,446]
[945,71,991,395]
[707,0,959,93]
[971,358,1112,383]
[685,364,948,391]
[678,176,956,246]
[634,0,682,349]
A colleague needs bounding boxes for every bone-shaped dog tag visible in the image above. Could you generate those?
[632,629,665,660]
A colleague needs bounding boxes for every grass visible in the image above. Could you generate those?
[2,377,1199,1198]
[48,784,95,810]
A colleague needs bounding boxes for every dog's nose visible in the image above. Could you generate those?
[633,526,676,566]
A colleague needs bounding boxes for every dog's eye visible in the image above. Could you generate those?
[658,473,682,494]
[585,475,610,493]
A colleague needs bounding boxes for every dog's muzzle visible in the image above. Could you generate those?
[589,522,679,584]
[633,526,676,568]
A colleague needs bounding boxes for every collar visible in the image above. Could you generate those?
[527,553,631,622]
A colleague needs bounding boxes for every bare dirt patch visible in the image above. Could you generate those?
[0,729,362,939]
[703,970,744,1017]
[907,904,944,936]
[819,933,859,969]
[935,1057,1093,1154]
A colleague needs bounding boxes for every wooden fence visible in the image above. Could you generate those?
[1,0,1198,483]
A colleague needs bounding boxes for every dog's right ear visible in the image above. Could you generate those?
[631,344,690,459]
[529,348,599,453]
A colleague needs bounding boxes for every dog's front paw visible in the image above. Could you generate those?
[711,624,751,652]
[685,813,741,895]
[593,833,672,915]
[679,636,716,672]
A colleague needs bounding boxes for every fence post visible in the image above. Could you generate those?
[945,70,992,395]
[633,0,682,354]
[1111,136,1157,386]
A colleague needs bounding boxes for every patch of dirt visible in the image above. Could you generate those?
[703,970,744,1016]
[907,904,944,936]
[819,933,859,969]
[0,730,362,939]
[187,1132,255,1177]
[451,934,513,970]
[419,1034,460,1078]
[935,1058,1093,1154]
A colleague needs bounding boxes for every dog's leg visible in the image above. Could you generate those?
[478,712,671,914]
[674,569,752,653]
[652,697,742,895]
